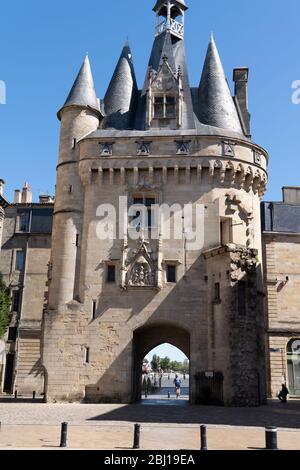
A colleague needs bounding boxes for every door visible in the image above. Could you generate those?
[3,353,15,393]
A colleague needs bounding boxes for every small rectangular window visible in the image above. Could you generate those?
[8,327,17,342]
[85,347,90,364]
[107,265,116,283]
[92,300,96,320]
[238,281,246,316]
[12,291,20,313]
[15,251,25,271]
[75,234,79,247]
[154,97,164,118]
[214,283,221,302]
[165,96,176,118]
[72,138,77,149]
[167,265,176,283]
[18,213,30,232]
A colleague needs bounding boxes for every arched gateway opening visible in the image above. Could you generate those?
[133,323,190,403]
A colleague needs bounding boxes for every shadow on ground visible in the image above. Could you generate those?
[88,400,300,429]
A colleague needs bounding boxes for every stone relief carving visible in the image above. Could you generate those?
[121,238,157,288]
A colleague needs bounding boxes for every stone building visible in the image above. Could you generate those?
[262,187,300,398]
[0,182,53,395]
[40,0,268,406]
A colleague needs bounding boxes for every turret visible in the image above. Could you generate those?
[49,56,101,309]
[102,40,138,130]
[198,34,243,135]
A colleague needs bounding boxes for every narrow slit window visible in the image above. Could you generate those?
[72,138,77,149]
[92,301,96,320]
[75,234,79,247]
[85,347,90,364]
[214,282,221,302]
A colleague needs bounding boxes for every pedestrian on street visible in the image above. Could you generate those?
[278,384,289,403]
[174,374,182,399]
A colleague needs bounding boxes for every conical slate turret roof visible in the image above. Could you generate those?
[59,55,99,119]
[103,41,138,130]
[198,35,243,134]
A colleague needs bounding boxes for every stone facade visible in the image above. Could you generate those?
[0,1,281,406]
[41,0,269,405]
[262,189,300,398]
[0,195,53,395]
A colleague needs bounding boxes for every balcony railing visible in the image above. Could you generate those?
[156,19,184,38]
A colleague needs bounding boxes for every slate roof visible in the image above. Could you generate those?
[58,55,100,119]
[64,4,247,139]
[102,41,138,130]
[198,35,243,134]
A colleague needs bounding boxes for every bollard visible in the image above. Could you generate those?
[32,391,36,400]
[14,390,18,400]
[265,426,278,450]
[200,425,207,451]
[60,422,68,448]
[133,423,141,449]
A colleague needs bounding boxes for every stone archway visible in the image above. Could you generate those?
[132,322,190,402]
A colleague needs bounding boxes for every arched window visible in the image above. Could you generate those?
[287,339,300,396]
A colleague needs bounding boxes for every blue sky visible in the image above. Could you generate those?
[146,344,188,363]
[1,0,300,203]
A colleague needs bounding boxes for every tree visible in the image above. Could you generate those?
[151,354,161,371]
[170,360,182,372]
[0,274,10,338]
[160,356,171,371]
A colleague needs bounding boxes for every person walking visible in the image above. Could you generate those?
[174,374,182,399]
[278,384,289,403]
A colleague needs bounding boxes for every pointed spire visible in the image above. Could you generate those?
[58,55,99,119]
[103,40,138,130]
[198,35,243,134]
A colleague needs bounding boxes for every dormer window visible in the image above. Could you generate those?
[154,95,176,119]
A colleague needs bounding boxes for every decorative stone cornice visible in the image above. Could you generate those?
[79,157,268,196]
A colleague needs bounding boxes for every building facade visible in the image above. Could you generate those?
[0,182,53,395]
[262,187,300,398]
[40,0,268,406]
[4,1,297,405]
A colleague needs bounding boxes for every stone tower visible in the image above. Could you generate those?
[43,1,268,405]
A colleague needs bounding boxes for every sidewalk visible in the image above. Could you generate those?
[0,423,300,450]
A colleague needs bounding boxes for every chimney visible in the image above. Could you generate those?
[14,189,22,204]
[21,182,32,204]
[0,179,4,196]
[233,68,251,137]
[39,194,53,204]
[282,186,300,204]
